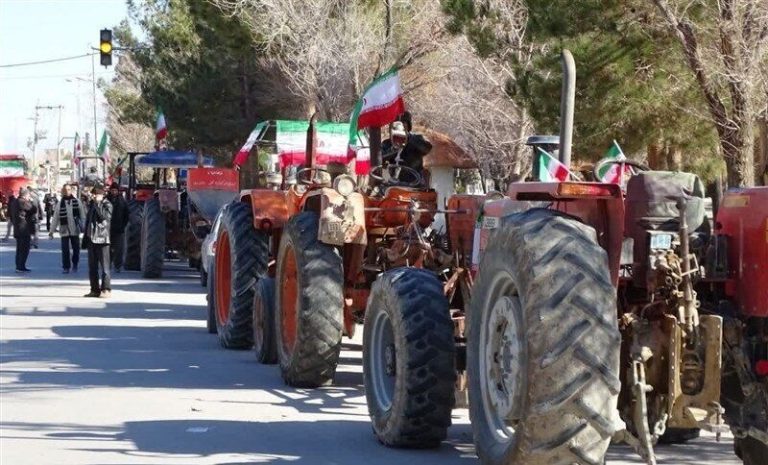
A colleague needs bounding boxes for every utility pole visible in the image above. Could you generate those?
[30,105,40,168]
[34,105,64,189]
[91,52,98,147]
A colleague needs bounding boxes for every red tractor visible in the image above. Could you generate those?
[361,50,766,465]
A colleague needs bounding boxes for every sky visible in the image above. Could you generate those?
[0,0,130,165]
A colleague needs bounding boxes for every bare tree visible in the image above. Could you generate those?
[211,0,447,120]
[649,0,768,186]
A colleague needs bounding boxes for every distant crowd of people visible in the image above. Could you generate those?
[2,182,129,298]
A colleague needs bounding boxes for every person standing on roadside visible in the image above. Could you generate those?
[12,188,37,273]
[2,190,18,241]
[27,187,43,248]
[43,191,58,231]
[49,184,86,273]
[106,183,129,272]
[82,184,113,298]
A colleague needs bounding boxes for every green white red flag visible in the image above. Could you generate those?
[537,148,570,182]
[597,140,631,184]
[156,107,167,141]
[96,129,110,165]
[233,122,266,167]
[348,67,405,174]
[0,159,24,177]
[277,120,350,168]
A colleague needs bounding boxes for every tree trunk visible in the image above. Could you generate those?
[721,120,755,188]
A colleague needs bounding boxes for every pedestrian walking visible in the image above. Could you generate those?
[82,184,113,298]
[107,183,129,272]
[12,188,37,273]
[43,191,58,231]
[49,184,86,273]
[27,187,43,248]
[2,190,18,241]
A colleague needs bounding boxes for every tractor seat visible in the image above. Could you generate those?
[625,171,707,232]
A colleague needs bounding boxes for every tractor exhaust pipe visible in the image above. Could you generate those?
[559,50,575,167]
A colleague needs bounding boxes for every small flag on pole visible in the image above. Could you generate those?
[155,107,167,146]
[597,140,632,184]
[348,67,406,174]
[96,129,110,165]
[233,122,266,167]
[537,148,570,182]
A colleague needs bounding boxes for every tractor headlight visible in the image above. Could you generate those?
[333,175,356,197]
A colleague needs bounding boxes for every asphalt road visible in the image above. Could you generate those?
[0,234,742,465]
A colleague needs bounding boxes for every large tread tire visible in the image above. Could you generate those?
[363,267,456,448]
[734,436,768,465]
[657,428,700,444]
[124,200,144,271]
[140,198,165,278]
[214,201,268,349]
[206,265,217,334]
[253,277,278,364]
[275,211,343,388]
[468,208,623,465]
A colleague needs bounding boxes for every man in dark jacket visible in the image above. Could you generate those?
[43,191,58,231]
[83,184,113,298]
[107,183,129,272]
[12,188,37,272]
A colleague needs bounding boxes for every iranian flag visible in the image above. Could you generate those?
[277,120,351,168]
[73,132,82,165]
[348,67,405,174]
[156,107,168,141]
[537,148,570,182]
[0,159,24,177]
[233,122,266,167]
[597,140,631,184]
[96,129,110,165]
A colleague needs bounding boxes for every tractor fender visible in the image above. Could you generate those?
[242,189,292,231]
[318,188,366,246]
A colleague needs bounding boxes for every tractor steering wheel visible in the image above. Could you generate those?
[296,167,332,186]
[593,158,649,182]
[369,164,423,188]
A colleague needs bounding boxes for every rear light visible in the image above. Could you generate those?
[755,360,768,377]
[557,183,618,197]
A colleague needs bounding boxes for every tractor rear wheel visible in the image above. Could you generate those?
[253,277,277,364]
[214,201,268,349]
[206,265,217,334]
[140,198,165,278]
[275,211,343,387]
[363,267,455,448]
[124,200,143,271]
[468,208,623,465]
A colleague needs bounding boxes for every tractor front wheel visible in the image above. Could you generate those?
[253,277,278,364]
[140,198,165,278]
[468,208,623,465]
[363,267,455,448]
[124,199,143,271]
[275,211,343,387]
[214,201,268,349]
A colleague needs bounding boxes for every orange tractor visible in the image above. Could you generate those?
[360,50,767,465]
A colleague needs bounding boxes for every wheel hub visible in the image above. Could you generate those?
[384,344,396,376]
[482,294,525,438]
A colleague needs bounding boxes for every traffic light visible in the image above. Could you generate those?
[99,29,112,66]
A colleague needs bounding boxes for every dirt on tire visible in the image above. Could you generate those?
[140,198,165,278]
[363,267,455,448]
[214,201,268,349]
[468,208,623,465]
[274,211,343,388]
[124,199,143,271]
